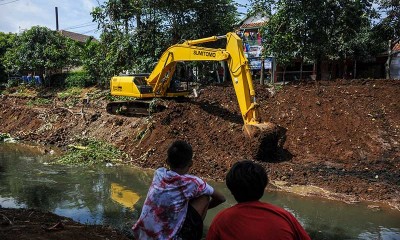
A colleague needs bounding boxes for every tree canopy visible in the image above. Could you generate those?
[2,26,78,76]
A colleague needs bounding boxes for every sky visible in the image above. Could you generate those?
[0,0,250,39]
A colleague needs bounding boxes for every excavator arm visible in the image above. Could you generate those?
[145,43,229,96]
[131,32,259,125]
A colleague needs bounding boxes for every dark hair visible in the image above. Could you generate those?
[167,140,193,169]
[226,160,268,203]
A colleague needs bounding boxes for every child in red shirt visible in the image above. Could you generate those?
[207,160,311,240]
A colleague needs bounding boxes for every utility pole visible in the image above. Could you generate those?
[260,58,264,85]
[55,7,59,31]
[386,40,392,79]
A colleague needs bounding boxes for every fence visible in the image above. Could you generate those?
[275,71,315,82]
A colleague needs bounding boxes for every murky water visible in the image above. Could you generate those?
[0,143,399,239]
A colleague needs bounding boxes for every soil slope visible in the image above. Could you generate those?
[1,80,399,210]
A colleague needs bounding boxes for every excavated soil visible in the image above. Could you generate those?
[1,80,400,212]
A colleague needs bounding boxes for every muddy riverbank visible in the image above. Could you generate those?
[0,208,129,240]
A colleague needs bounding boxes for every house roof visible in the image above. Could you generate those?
[238,14,268,30]
[59,30,98,43]
[240,22,266,29]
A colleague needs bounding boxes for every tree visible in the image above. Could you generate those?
[375,0,400,78]
[155,0,237,43]
[81,40,103,84]
[91,0,144,84]
[378,0,400,40]
[254,0,377,80]
[151,0,238,77]
[0,32,16,82]
[3,26,72,78]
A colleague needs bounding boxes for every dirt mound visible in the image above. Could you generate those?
[0,80,399,209]
[126,84,287,177]
[255,80,400,208]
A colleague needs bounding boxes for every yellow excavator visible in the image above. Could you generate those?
[108,32,285,156]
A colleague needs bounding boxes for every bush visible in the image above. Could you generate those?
[7,77,20,87]
[65,71,94,88]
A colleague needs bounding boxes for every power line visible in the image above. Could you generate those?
[0,0,20,6]
[63,21,95,30]
[63,23,96,30]
[79,28,97,35]
[63,23,97,30]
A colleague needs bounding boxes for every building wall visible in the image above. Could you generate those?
[390,52,400,79]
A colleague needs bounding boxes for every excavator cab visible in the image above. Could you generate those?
[107,71,189,116]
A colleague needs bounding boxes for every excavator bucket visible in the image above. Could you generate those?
[243,122,287,162]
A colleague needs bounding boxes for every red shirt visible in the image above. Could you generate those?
[206,201,311,240]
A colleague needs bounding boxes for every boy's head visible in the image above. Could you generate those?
[226,160,268,203]
[166,140,193,169]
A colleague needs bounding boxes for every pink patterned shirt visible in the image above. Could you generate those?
[132,167,214,239]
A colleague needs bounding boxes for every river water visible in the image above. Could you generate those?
[0,143,399,239]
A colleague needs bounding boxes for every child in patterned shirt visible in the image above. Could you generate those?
[133,140,226,240]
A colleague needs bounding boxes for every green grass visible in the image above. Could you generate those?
[54,138,128,166]
[272,83,284,92]
[27,98,52,106]
[87,89,109,100]
[57,87,83,99]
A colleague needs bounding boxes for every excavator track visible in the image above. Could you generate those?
[106,100,165,117]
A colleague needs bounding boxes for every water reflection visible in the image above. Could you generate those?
[0,143,399,239]
[111,183,140,209]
